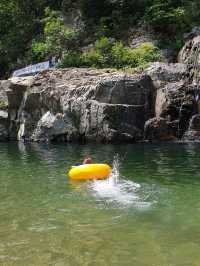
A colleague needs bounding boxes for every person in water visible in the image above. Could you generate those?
[83,157,93,164]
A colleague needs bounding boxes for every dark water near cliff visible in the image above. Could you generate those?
[1,142,200,266]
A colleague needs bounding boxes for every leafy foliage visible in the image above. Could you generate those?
[30,8,78,63]
[144,2,190,34]
[0,0,63,77]
[60,37,162,69]
[1,0,200,77]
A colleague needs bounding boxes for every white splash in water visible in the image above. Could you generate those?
[88,155,151,208]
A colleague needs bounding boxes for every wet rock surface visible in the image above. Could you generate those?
[183,115,200,141]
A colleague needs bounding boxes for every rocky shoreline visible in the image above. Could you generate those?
[1,34,200,143]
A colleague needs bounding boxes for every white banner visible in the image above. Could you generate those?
[12,61,50,77]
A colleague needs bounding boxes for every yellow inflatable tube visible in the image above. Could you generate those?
[68,164,111,181]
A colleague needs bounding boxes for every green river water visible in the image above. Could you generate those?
[1,142,200,266]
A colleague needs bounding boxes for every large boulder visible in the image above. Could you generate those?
[183,27,200,41]
[3,68,156,143]
[144,117,177,141]
[31,111,77,142]
[145,62,187,89]
[144,62,194,141]
[178,35,200,87]
[178,35,200,65]
[155,81,185,118]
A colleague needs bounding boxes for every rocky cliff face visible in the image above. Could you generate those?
[143,33,200,142]
[1,31,200,143]
[0,69,155,143]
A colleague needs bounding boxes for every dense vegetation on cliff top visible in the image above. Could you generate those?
[1,0,200,78]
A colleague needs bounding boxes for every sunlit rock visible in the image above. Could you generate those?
[1,68,155,143]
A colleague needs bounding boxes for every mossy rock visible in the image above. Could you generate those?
[0,101,8,110]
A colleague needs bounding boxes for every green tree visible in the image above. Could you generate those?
[30,8,78,62]
[0,0,62,78]
[1,0,200,78]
